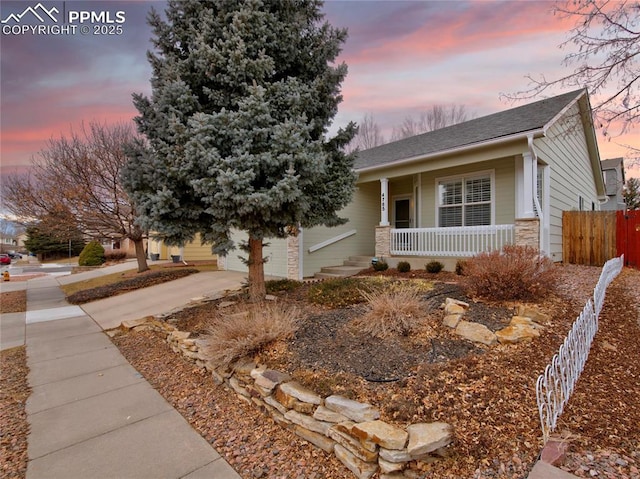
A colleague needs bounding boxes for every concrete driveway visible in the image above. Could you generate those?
[80,270,247,330]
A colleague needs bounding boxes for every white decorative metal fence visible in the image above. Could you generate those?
[536,255,624,443]
[390,224,515,257]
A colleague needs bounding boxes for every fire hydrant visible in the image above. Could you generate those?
[2,271,9,281]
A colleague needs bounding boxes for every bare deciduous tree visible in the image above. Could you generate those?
[506,0,640,165]
[2,122,149,272]
[347,113,386,152]
[391,104,473,141]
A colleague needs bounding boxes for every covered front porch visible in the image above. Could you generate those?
[361,153,544,265]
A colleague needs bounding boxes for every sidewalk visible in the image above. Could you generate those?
[21,266,245,479]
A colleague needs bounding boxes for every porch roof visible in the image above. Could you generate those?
[354,89,585,171]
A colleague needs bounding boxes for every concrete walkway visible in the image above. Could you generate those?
[7,262,246,479]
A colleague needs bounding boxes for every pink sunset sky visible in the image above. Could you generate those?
[1,0,638,181]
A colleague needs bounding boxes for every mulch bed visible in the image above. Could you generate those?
[0,346,31,479]
[1,265,638,479]
[66,268,200,304]
[152,265,640,478]
[0,290,27,314]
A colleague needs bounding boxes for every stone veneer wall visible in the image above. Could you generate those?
[117,317,453,479]
[514,218,540,251]
[286,234,300,280]
[375,226,391,259]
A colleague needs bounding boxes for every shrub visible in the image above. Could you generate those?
[265,279,303,294]
[350,284,431,339]
[397,261,411,273]
[78,241,105,266]
[372,260,389,271]
[104,249,127,262]
[455,260,467,276]
[425,260,444,273]
[203,303,300,368]
[462,245,559,301]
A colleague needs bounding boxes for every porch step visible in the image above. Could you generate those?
[343,255,372,267]
[313,256,373,279]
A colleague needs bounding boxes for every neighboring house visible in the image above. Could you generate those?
[170,89,607,278]
[146,233,216,262]
[600,158,626,210]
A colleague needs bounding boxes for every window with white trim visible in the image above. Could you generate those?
[437,174,492,227]
[535,165,544,217]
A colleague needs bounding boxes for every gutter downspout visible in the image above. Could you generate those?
[527,135,545,254]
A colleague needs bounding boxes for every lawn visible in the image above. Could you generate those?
[60,261,218,302]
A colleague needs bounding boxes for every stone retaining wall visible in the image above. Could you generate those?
[117,317,453,479]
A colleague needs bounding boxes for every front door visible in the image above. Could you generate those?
[394,198,411,228]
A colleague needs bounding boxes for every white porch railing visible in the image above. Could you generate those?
[390,224,515,257]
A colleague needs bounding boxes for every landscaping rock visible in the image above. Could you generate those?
[496,316,542,344]
[293,425,336,453]
[254,369,291,391]
[314,405,349,423]
[121,318,150,330]
[378,457,405,474]
[328,424,379,462]
[352,420,408,450]
[517,304,551,324]
[455,320,497,346]
[325,395,380,422]
[334,444,378,479]
[379,447,413,463]
[407,422,453,458]
[278,381,322,405]
[285,410,332,435]
[443,313,463,328]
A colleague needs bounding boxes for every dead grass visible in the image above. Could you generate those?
[60,262,218,296]
[203,302,301,368]
[350,284,432,338]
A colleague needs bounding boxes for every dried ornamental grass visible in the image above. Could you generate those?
[351,284,431,338]
[204,302,300,368]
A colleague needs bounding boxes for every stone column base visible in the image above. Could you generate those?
[286,233,300,280]
[515,218,540,251]
[375,226,391,258]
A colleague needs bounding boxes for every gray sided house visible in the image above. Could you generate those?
[221,89,606,278]
[600,157,626,211]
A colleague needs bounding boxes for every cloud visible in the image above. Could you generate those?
[1,1,155,167]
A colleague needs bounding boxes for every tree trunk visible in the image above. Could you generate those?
[247,236,266,302]
[133,237,149,273]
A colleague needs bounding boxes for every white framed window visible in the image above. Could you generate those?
[535,164,544,217]
[436,171,494,227]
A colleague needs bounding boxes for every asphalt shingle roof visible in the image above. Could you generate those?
[354,89,585,171]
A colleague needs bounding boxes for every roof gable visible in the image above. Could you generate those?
[354,89,586,171]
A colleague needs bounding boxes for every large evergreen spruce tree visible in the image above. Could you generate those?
[123,0,357,301]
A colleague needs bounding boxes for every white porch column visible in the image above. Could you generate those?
[380,177,390,226]
[515,153,535,218]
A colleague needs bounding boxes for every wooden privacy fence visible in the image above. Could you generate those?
[563,211,617,266]
[563,210,640,267]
